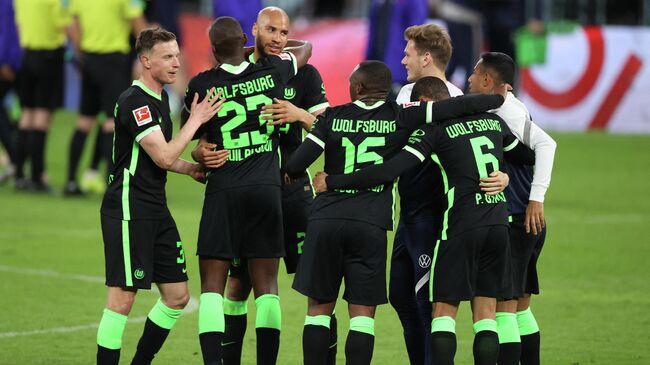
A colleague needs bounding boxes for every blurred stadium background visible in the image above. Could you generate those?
[1,0,650,364]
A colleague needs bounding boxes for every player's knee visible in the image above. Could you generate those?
[163,291,190,310]
[107,296,135,315]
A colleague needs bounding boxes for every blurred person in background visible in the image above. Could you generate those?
[13,0,71,192]
[365,0,428,96]
[0,0,21,184]
[212,0,263,46]
[433,0,543,90]
[63,0,147,196]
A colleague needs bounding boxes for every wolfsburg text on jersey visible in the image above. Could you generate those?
[446,118,502,138]
[206,75,275,99]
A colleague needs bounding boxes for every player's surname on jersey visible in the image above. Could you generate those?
[228,139,274,161]
[475,191,507,205]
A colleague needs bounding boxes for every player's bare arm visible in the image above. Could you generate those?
[284,41,312,68]
[140,89,223,170]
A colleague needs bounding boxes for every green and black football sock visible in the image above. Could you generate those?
[255,294,281,365]
[345,316,375,365]
[130,298,182,364]
[473,319,499,365]
[430,316,456,365]
[96,308,128,365]
[517,308,540,365]
[222,298,248,365]
[496,312,521,365]
[303,315,331,365]
[198,292,225,365]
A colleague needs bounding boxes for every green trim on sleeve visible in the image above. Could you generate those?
[306,134,325,149]
[503,138,519,152]
[135,125,161,143]
[403,146,425,162]
[307,102,330,114]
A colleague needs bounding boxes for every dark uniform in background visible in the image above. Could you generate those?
[13,0,70,190]
[65,0,145,195]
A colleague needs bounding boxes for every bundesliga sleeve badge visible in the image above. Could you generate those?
[132,105,153,126]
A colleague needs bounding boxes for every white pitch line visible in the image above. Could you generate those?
[0,264,198,339]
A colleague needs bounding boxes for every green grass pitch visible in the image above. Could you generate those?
[1,111,649,364]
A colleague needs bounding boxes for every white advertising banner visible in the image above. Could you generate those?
[520,26,650,133]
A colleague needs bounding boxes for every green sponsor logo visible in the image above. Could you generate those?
[284,87,296,99]
[134,268,145,280]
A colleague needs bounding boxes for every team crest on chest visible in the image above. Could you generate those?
[132,105,153,126]
[284,87,296,99]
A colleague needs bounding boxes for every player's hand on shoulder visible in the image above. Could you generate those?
[479,170,509,195]
[313,171,329,194]
[525,200,545,235]
[188,88,224,125]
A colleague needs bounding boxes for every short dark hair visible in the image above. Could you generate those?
[354,60,392,94]
[135,28,176,55]
[479,52,515,85]
[411,76,451,102]
[209,16,244,58]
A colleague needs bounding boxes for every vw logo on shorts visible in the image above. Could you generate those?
[418,254,431,268]
[134,268,145,280]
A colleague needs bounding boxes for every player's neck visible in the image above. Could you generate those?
[139,73,164,96]
[252,48,262,62]
[420,67,447,83]
[219,55,246,66]
[357,93,386,104]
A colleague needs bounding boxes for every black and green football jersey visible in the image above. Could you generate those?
[403,112,520,238]
[303,100,438,230]
[101,80,173,220]
[246,53,329,176]
[184,53,297,193]
[278,64,329,174]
